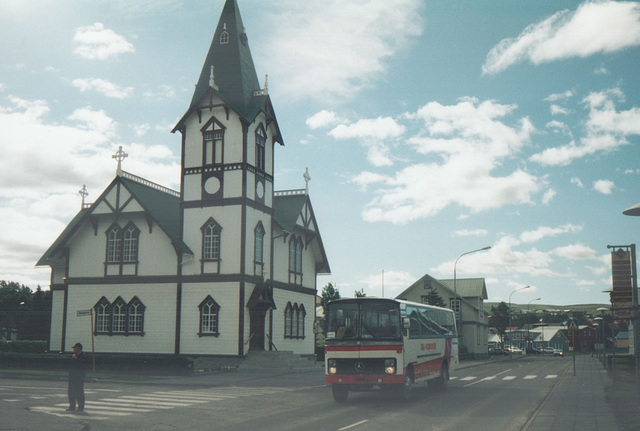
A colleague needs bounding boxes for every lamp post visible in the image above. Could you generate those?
[527,297,540,312]
[621,207,640,394]
[508,285,530,358]
[453,246,491,340]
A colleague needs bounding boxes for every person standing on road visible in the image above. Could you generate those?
[66,342,89,413]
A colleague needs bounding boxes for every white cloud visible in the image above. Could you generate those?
[530,87,640,166]
[541,188,556,205]
[431,235,557,278]
[360,269,416,299]
[453,229,488,237]
[483,1,640,74]
[73,23,135,60]
[68,107,117,138]
[571,177,584,187]
[593,179,615,194]
[356,98,540,224]
[262,0,423,103]
[72,78,134,99]
[306,110,341,129]
[550,104,568,115]
[520,224,582,243]
[329,116,406,167]
[142,85,176,101]
[545,90,573,102]
[551,243,597,260]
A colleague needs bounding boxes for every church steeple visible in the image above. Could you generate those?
[189,0,261,118]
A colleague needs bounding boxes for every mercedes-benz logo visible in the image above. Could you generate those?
[354,361,365,372]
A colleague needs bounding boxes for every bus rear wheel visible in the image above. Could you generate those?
[429,362,448,391]
[332,385,348,403]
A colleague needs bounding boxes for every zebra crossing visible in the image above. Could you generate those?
[451,373,559,387]
[29,386,296,421]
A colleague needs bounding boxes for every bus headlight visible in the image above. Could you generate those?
[328,359,337,374]
[384,358,396,374]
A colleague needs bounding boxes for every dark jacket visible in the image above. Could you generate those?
[69,351,89,380]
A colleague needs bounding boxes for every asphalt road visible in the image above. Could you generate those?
[1,356,572,431]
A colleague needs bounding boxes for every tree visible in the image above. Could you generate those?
[0,281,51,341]
[423,287,446,308]
[354,288,366,298]
[488,301,509,339]
[320,282,340,315]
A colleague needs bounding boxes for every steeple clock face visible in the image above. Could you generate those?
[255,179,265,204]
[203,173,223,198]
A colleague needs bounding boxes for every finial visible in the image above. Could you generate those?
[112,146,128,175]
[264,74,269,95]
[303,167,311,195]
[78,185,88,209]
[209,65,219,90]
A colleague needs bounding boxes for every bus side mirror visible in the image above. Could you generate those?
[403,317,411,329]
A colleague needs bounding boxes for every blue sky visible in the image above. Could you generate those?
[1,0,639,306]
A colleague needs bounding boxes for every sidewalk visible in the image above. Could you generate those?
[524,354,621,431]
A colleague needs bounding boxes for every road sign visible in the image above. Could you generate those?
[76,309,92,317]
[568,319,578,330]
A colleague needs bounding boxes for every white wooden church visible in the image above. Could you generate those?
[37,0,330,359]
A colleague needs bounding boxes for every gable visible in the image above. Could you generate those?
[37,174,192,267]
[273,192,330,274]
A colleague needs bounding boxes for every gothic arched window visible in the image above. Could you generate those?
[199,296,221,336]
[202,218,221,261]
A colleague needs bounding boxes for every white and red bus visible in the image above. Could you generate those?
[324,297,458,402]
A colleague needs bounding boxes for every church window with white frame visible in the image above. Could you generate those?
[202,218,221,261]
[202,118,225,165]
[255,123,266,171]
[93,296,145,336]
[284,302,306,339]
[106,224,122,263]
[254,222,265,276]
[199,296,220,336]
[122,223,139,263]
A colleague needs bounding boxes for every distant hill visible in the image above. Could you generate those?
[484,302,610,315]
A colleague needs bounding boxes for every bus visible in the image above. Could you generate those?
[324,297,458,402]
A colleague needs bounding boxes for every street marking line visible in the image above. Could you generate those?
[545,375,558,379]
[523,375,537,380]
[503,376,517,380]
[460,376,477,381]
[339,420,369,430]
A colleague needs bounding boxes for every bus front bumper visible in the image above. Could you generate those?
[325,374,405,385]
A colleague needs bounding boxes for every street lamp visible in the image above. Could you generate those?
[453,246,491,339]
[508,285,530,358]
[527,298,541,312]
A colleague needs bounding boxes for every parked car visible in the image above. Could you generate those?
[506,346,524,355]
[553,349,564,357]
[489,347,508,356]
[526,347,542,354]
[542,347,554,354]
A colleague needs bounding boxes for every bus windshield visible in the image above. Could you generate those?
[325,300,402,341]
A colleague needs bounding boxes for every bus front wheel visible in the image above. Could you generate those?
[332,385,348,402]
[401,368,414,401]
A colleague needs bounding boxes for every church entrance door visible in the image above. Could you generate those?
[249,310,265,351]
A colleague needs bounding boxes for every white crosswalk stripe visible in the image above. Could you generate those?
[30,386,296,421]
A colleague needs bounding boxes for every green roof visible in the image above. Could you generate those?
[190,0,261,117]
[36,175,192,268]
[439,278,488,300]
[273,193,331,274]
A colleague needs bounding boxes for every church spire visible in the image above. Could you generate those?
[189,0,261,117]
